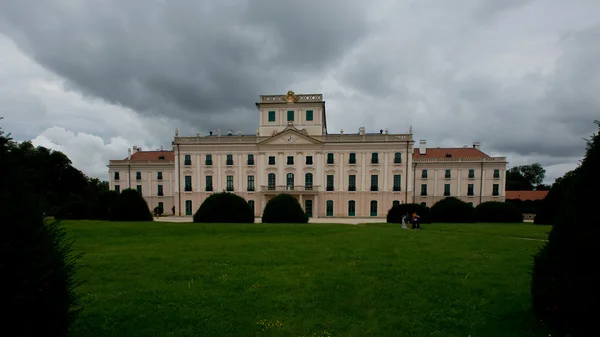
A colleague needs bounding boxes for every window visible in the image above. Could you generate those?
[468,169,475,179]
[158,202,164,211]
[445,169,451,178]
[248,200,255,213]
[136,185,142,194]
[205,154,213,165]
[422,170,428,179]
[468,184,474,196]
[115,185,120,193]
[157,172,163,180]
[226,176,234,191]
[305,173,313,190]
[393,175,401,191]
[286,173,294,190]
[268,173,276,190]
[493,169,500,179]
[305,200,313,218]
[394,152,402,164]
[287,110,294,121]
[493,184,500,196]
[247,154,254,165]
[268,110,276,122]
[226,154,233,166]
[157,184,163,196]
[114,172,120,180]
[421,184,428,196]
[326,200,334,216]
[371,153,379,164]
[185,200,192,216]
[393,200,400,207]
[184,154,192,166]
[468,202,474,207]
[349,153,356,164]
[136,172,141,180]
[305,156,313,165]
[444,184,451,196]
[370,200,378,216]
[420,202,427,207]
[326,175,334,191]
[348,200,356,216]
[268,156,276,165]
[287,156,294,165]
[370,175,378,191]
[327,153,334,164]
[205,176,213,191]
[184,176,192,192]
[306,110,313,121]
[247,176,255,191]
[348,175,356,191]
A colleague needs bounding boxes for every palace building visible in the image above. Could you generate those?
[108,91,507,218]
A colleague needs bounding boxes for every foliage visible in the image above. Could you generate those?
[430,197,476,223]
[505,199,543,215]
[193,192,254,223]
[261,194,308,223]
[475,201,522,223]
[533,169,579,225]
[506,163,546,191]
[1,120,82,336]
[110,189,153,221]
[387,203,431,224]
[531,122,600,336]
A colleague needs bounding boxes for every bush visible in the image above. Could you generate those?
[475,201,523,223]
[430,197,476,223]
[109,188,153,221]
[261,193,308,223]
[193,192,254,223]
[531,123,600,336]
[534,169,578,225]
[387,203,431,224]
[1,125,82,336]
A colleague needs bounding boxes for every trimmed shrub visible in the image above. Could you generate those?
[109,188,153,221]
[387,203,431,224]
[430,197,476,223]
[531,124,600,336]
[193,192,254,223]
[534,169,578,225]
[262,193,308,223]
[475,201,523,223]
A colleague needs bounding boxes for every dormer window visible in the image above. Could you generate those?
[158,155,165,160]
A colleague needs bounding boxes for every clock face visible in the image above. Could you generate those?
[286,136,295,143]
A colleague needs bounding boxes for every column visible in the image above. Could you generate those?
[299,194,303,209]
[339,152,344,191]
[261,194,266,212]
[457,169,461,196]
[217,153,222,192]
[174,152,179,192]
[297,153,303,188]
[278,153,284,186]
[196,154,201,192]
[434,169,438,196]
[316,153,322,190]
[501,168,506,198]
[238,153,243,192]
[383,152,389,192]
[314,194,319,218]
[258,154,265,189]
[361,152,367,191]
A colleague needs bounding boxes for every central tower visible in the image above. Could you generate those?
[255,91,328,136]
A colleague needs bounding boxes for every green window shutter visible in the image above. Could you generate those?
[268,111,276,122]
[287,110,294,121]
[306,110,313,121]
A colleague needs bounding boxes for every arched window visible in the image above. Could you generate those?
[268,173,276,190]
[304,173,313,190]
[286,173,294,190]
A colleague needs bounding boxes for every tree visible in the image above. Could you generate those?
[429,197,476,223]
[193,192,254,223]
[0,120,82,336]
[262,194,308,223]
[534,169,579,225]
[110,189,153,221]
[531,122,600,336]
[505,163,546,191]
[475,201,522,223]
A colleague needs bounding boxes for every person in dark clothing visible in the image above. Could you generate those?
[172,206,175,215]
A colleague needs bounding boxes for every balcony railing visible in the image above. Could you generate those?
[260,185,320,192]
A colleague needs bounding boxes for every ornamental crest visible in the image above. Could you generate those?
[283,90,299,103]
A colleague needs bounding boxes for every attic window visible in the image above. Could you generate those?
[445,153,452,158]
[159,156,165,160]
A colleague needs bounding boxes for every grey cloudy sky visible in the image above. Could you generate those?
[1,0,599,182]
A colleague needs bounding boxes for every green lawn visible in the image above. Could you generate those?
[65,221,551,337]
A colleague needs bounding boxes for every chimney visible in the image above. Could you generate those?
[127,148,132,160]
[160,145,163,151]
[419,140,426,155]
[132,146,137,153]
[473,142,481,150]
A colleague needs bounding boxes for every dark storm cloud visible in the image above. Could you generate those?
[0,0,370,133]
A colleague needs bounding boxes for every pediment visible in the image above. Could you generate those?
[259,128,322,146]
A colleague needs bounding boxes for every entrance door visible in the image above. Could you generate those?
[305,199,313,218]
[185,200,193,216]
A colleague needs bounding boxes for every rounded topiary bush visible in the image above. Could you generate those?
[109,188,153,221]
[430,197,476,223]
[193,192,254,223]
[475,201,523,223]
[262,193,308,223]
[387,203,431,224]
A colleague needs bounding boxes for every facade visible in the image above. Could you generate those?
[108,91,507,218]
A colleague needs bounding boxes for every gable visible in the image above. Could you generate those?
[259,129,322,146]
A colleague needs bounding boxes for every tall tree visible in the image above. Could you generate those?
[505,163,546,190]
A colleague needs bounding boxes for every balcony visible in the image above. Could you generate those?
[261,185,321,193]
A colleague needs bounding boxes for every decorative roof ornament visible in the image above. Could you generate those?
[340,129,344,134]
[385,128,389,135]
[282,90,299,103]
[217,128,221,136]
[256,128,260,136]
[175,128,179,137]
[409,125,413,134]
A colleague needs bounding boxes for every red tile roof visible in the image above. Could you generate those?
[125,151,174,161]
[413,148,490,159]
[506,190,549,201]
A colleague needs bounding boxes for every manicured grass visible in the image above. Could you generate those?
[65,221,550,337]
